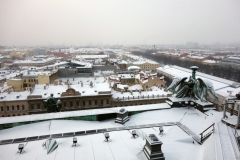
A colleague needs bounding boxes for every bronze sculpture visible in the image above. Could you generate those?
[167,66,218,102]
[43,94,62,112]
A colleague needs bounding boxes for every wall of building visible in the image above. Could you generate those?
[132,62,160,72]
[38,74,50,84]
[0,100,29,117]
[23,77,37,90]
[58,68,92,77]
[6,79,24,91]
[92,65,116,73]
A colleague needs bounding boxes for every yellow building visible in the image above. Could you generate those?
[132,61,160,71]
[6,78,24,91]
[22,75,37,91]
[38,70,58,84]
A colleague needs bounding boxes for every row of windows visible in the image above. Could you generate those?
[62,100,109,108]
[0,105,25,111]
[1,113,26,117]
[24,79,36,83]
[31,104,41,110]
[30,100,110,110]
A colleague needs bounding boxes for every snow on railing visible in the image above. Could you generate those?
[112,94,168,101]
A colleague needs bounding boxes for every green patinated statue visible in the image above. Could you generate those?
[43,94,62,112]
[167,66,218,102]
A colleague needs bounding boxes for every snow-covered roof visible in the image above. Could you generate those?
[133,61,158,65]
[13,57,56,64]
[128,66,140,70]
[202,60,217,63]
[187,55,207,59]
[0,91,30,101]
[0,107,226,160]
[112,86,170,99]
[76,55,109,59]
[31,77,111,98]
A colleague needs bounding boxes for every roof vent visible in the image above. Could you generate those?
[231,83,240,88]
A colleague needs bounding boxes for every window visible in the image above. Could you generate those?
[12,105,14,111]
[31,104,34,110]
[17,105,20,110]
[1,106,3,111]
[37,104,40,109]
[70,102,73,107]
[101,100,103,105]
[83,101,85,106]
[95,100,97,105]
[106,100,109,104]
[64,103,67,108]
[89,101,92,106]
[7,106,9,111]
[76,101,79,107]
[22,105,25,110]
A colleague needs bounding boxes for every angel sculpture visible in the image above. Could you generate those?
[166,66,218,102]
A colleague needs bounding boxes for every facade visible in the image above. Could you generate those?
[6,78,24,91]
[7,70,59,91]
[0,100,29,117]
[38,70,58,84]
[132,61,160,71]
[27,89,112,114]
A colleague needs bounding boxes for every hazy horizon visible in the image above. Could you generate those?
[1,0,240,46]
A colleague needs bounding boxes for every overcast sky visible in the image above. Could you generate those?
[0,0,240,46]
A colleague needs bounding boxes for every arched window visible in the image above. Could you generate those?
[22,105,25,110]
[37,104,40,109]
[17,105,20,110]
[7,106,9,111]
[12,105,14,111]
[0,106,3,111]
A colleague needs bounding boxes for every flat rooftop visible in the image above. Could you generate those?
[0,107,225,160]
